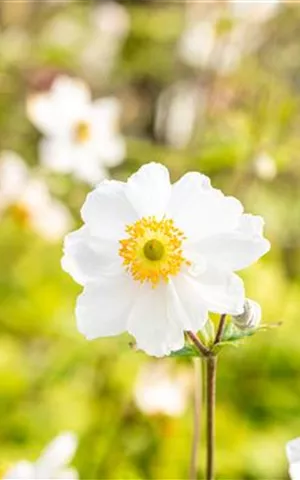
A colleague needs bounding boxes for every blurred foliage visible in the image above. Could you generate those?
[0,1,300,479]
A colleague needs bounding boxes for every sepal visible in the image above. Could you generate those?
[198,318,215,347]
[211,321,281,355]
[170,344,201,358]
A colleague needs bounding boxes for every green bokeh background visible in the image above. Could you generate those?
[0,1,299,479]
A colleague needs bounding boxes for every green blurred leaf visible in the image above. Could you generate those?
[170,345,201,358]
[198,318,216,347]
[212,341,239,355]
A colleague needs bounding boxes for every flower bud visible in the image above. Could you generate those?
[232,298,261,330]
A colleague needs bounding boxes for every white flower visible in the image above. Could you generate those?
[93,1,130,38]
[134,362,190,416]
[229,0,280,24]
[178,8,265,74]
[3,432,78,480]
[178,20,216,70]
[27,75,125,185]
[81,2,130,81]
[232,298,261,330]
[155,82,205,149]
[179,20,251,74]
[62,162,270,357]
[0,151,71,241]
[286,437,300,480]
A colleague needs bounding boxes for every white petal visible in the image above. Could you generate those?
[88,98,125,167]
[287,438,300,465]
[62,226,121,285]
[187,214,270,272]
[72,155,108,185]
[41,136,113,185]
[167,274,208,332]
[27,76,91,137]
[94,135,126,168]
[93,2,130,37]
[17,177,71,241]
[290,462,300,480]
[168,171,211,213]
[0,151,29,206]
[27,94,70,137]
[238,213,265,236]
[189,266,245,315]
[155,83,200,149]
[23,184,71,242]
[179,22,215,68]
[128,285,185,357]
[32,201,71,242]
[39,139,75,173]
[76,274,136,339]
[50,76,91,106]
[3,461,35,480]
[230,0,280,23]
[81,180,137,239]
[232,298,261,330]
[168,172,243,240]
[91,97,122,136]
[125,163,171,219]
[20,178,49,207]
[35,433,77,478]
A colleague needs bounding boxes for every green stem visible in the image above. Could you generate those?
[214,314,226,344]
[206,356,217,480]
[190,358,202,480]
[187,330,210,357]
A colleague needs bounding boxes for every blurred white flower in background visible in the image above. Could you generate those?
[229,0,281,24]
[4,432,78,480]
[155,82,205,149]
[178,17,249,74]
[62,162,270,357]
[178,17,217,70]
[134,362,191,417]
[286,437,300,480]
[232,298,261,330]
[179,2,279,74]
[27,75,126,185]
[81,2,130,81]
[93,1,130,40]
[0,151,71,241]
[253,152,277,181]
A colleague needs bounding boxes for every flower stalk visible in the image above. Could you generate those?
[214,313,227,345]
[190,358,202,480]
[187,330,210,357]
[187,314,227,480]
[206,355,217,480]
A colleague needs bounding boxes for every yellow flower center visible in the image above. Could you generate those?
[143,238,165,261]
[9,203,31,226]
[73,121,91,143]
[119,216,189,287]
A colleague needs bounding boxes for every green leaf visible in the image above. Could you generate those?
[170,345,201,358]
[198,318,215,347]
[212,341,239,355]
[221,322,281,344]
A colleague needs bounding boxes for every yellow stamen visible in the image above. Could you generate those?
[119,216,190,287]
[73,121,90,143]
